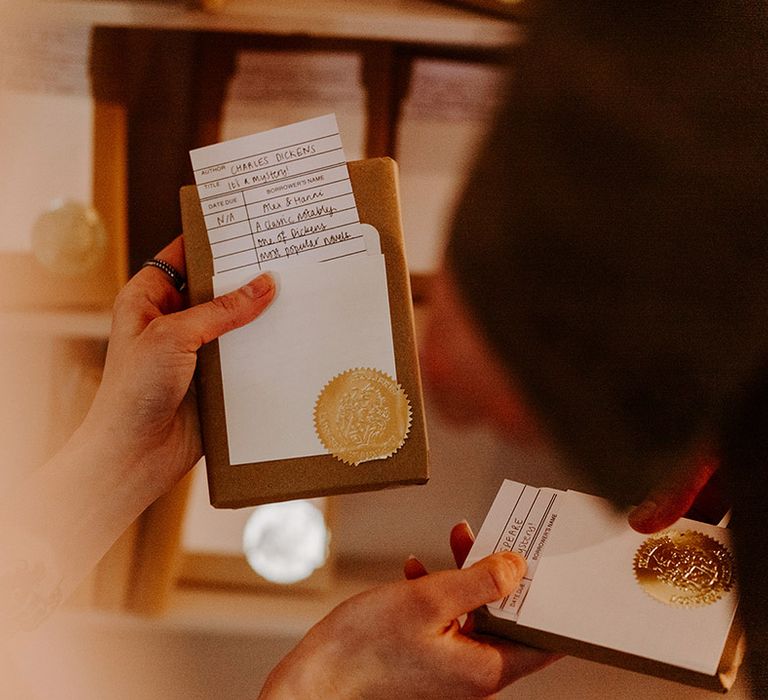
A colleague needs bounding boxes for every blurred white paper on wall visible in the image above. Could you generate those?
[398,58,506,272]
[222,50,366,160]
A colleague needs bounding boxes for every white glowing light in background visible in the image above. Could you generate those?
[242,500,329,584]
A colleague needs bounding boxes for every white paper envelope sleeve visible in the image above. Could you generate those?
[212,253,396,465]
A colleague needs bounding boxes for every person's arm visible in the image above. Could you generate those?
[0,236,275,628]
[2,235,558,698]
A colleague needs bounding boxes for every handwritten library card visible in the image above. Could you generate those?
[465,480,738,677]
[190,115,401,466]
[190,114,369,274]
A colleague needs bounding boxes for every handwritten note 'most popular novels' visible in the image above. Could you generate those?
[190,114,366,275]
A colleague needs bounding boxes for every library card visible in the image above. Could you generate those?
[464,480,564,621]
[190,114,367,275]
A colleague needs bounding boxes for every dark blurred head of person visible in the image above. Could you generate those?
[422,1,768,690]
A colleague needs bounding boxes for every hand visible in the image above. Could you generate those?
[260,552,556,699]
[627,446,729,534]
[82,236,275,501]
[405,521,557,642]
[403,520,478,580]
[3,236,275,610]
[404,520,499,639]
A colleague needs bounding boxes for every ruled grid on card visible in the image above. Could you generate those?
[491,484,563,620]
[466,480,565,622]
[190,114,366,275]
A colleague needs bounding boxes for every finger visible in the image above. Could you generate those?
[112,237,188,339]
[133,236,188,313]
[680,468,730,526]
[159,273,275,352]
[450,520,475,568]
[404,555,429,580]
[445,632,560,697]
[628,449,719,534]
[418,552,526,623]
[461,610,477,635]
[153,235,187,277]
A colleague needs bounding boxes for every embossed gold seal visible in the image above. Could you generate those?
[314,368,411,466]
[633,530,735,607]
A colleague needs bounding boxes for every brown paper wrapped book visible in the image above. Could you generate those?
[181,158,429,508]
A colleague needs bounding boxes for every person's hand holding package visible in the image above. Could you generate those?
[261,544,554,699]
[1,236,276,623]
[84,236,275,503]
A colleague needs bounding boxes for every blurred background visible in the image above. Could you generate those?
[0,2,752,698]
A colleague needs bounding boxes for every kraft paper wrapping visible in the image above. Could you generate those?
[181,158,429,508]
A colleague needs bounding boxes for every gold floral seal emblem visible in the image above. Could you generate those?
[314,368,411,466]
[633,530,735,607]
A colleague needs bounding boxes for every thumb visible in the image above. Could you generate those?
[419,552,526,623]
[170,273,275,351]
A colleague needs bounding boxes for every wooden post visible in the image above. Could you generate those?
[361,44,413,158]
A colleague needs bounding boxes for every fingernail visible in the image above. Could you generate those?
[628,500,658,529]
[243,273,274,299]
[459,519,475,538]
[406,553,418,561]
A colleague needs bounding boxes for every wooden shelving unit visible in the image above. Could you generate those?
[29,0,521,48]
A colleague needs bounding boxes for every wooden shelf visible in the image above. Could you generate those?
[26,0,521,49]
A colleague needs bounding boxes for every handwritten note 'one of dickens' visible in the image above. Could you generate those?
[189,115,396,465]
[190,114,368,274]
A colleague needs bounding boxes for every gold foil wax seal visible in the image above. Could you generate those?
[314,368,411,466]
[634,529,735,607]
